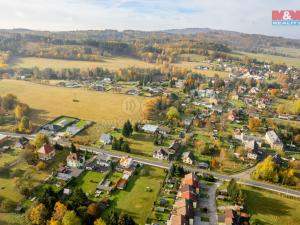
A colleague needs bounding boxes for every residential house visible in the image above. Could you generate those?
[37,144,55,161]
[169,199,193,225]
[234,132,262,150]
[227,110,237,122]
[67,152,85,168]
[265,130,284,150]
[182,151,194,165]
[249,87,260,95]
[175,79,184,89]
[181,173,199,189]
[119,156,134,169]
[0,134,9,146]
[100,133,112,145]
[208,97,219,105]
[15,137,29,149]
[97,153,112,167]
[178,185,197,202]
[167,140,181,159]
[141,124,159,134]
[153,148,170,160]
[66,126,81,136]
[198,162,209,170]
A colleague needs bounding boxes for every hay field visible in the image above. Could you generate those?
[233,51,300,68]
[174,61,229,78]
[0,79,146,127]
[10,56,157,70]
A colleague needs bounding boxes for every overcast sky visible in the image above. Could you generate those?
[0,0,299,39]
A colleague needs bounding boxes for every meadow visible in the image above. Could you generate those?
[233,51,300,68]
[0,79,146,128]
[244,186,300,225]
[103,166,166,224]
[10,56,157,70]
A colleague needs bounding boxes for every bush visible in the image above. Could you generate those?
[36,161,47,171]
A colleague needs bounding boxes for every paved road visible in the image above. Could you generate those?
[2,131,300,197]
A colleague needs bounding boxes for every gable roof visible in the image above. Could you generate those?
[37,144,54,154]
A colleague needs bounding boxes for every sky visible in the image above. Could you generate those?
[0,0,299,39]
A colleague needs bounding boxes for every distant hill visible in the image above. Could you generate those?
[1,28,300,55]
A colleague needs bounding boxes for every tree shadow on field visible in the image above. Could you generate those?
[244,188,292,218]
[29,108,50,129]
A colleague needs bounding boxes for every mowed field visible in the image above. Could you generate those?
[0,79,146,127]
[234,51,300,68]
[244,186,300,225]
[10,56,157,70]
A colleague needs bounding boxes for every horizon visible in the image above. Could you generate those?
[0,0,299,39]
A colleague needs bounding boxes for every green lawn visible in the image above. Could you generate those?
[109,131,171,158]
[243,186,300,225]
[0,213,26,225]
[75,171,106,196]
[103,166,166,224]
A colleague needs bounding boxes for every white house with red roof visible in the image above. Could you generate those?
[37,144,55,161]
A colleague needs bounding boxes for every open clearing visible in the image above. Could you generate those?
[10,56,157,70]
[232,51,300,68]
[104,166,166,224]
[243,186,300,225]
[0,79,146,128]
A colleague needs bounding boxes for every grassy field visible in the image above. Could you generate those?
[0,213,26,225]
[10,56,157,70]
[174,61,229,78]
[104,166,166,224]
[0,79,146,128]
[76,171,106,196]
[244,186,300,225]
[233,51,300,68]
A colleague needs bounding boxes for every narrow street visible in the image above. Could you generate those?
[197,181,220,225]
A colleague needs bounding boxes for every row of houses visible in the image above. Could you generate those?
[168,173,200,225]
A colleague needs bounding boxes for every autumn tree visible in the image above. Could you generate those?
[211,159,218,169]
[36,161,46,171]
[26,203,48,225]
[15,103,30,120]
[17,116,32,133]
[94,218,106,225]
[293,99,300,115]
[62,211,81,225]
[1,94,17,111]
[270,89,279,97]
[248,117,261,132]
[87,203,101,218]
[253,156,279,183]
[166,106,179,121]
[52,201,68,222]
[33,133,49,148]
[276,104,285,115]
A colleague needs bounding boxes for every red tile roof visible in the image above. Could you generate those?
[38,144,54,154]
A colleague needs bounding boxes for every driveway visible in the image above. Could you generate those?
[199,181,220,225]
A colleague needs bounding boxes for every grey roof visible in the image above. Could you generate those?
[142,124,159,133]
[100,133,112,144]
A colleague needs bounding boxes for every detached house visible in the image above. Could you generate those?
[37,144,55,161]
[67,152,85,168]
[181,151,194,165]
[119,156,134,169]
[153,148,170,160]
[265,130,284,150]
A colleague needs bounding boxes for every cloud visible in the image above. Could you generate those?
[0,0,299,38]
